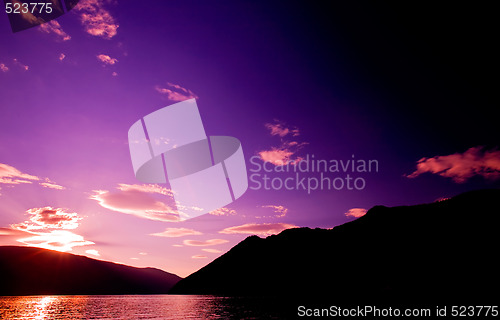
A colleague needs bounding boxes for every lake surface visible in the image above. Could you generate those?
[0,295,288,319]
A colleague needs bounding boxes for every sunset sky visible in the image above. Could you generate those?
[1,1,498,277]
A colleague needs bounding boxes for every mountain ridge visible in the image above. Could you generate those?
[0,246,181,295]
[170,189,500,303]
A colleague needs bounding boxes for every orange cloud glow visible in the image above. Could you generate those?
[407,146,500,183]
[74,0,119,39]
[8,207,93,252]
[183,239,229,246]
[219,222,298,236]
[150,227,202,238]
[97,54,118,65]
[344,208,367,218]
[155,82,198,102]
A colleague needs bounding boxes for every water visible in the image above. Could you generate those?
[0,295,288,319]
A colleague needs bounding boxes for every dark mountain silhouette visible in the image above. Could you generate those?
[0,246,181,295]
[171,189,500,303]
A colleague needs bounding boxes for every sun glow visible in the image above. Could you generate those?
[17,230,94,252]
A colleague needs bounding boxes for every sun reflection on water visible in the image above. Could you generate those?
[0,295,284,319]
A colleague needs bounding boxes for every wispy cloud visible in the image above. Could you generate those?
[59,53,66,61]
[74,0,119,39]
[85,249,100,256]
[13,1,70,41]
[150,227,202,238]
[407,146,500,183]
[0,63,8,72]
[90,183,180,222]
[96,54,118,65]
[12,59,29,71]
[344,208,367,218]
[0,163,66,193]
[155,82,198,102]
[183,239,229,247]
[260,205,288,218]
[0,163,40,185]
[219,222,298,236]
[39,20,71,41]
[258,120,306,166]
[209,207,237,216]
[201,248,222,253]
[192,255,207,259]
[39,182,65,190]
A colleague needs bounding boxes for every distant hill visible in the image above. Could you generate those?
[0,247,181,295]
[170,189,500,303]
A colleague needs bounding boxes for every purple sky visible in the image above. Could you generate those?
[1,1,498,277]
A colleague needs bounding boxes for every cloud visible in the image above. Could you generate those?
[0,227,31,237]
[0,63,8,72]
[0,163,40,185]
[97,54,118,65]
[39,20,71,41]
[13,59,29,71]
[90,183,180,222]
[59,53,66,61]
[8,206,93,252]
[155,82,198,102]
[219,222,298,236]
[16,230,94,252]
[344,208,367,218]
[260,205,288,218]
[183,239,229,246]
[11,207,82,231]
[85,249,100,256]
[209,207,237,216]
[201,248,222,253]
[74,0,119,39]
[192,255,207,259]
[258,120,306,166]
[39,182,65,190]
[150,227,202,238]
[407,146,500,183]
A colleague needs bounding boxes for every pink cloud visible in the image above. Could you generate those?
[155,82,198,102]
[74,0,119,39]
[407,146,500,183]
[150,227,202,238]
[39,20,71,41]
[97,54,118,65]
[0,163,40,185]
[260,205,288,218]
[39,182,65,190]
[11,207,82,231]
[209,207,237,216]
[183,239,229,246]
[8,206,93,252]
[258,120,306,166]
[0,63,8,72]
[90,184,180,222]
[59,53,66,61]
[344,208,367,218]
[192,255,207,259]
[219,222,298,236]
[202,248,222,253]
